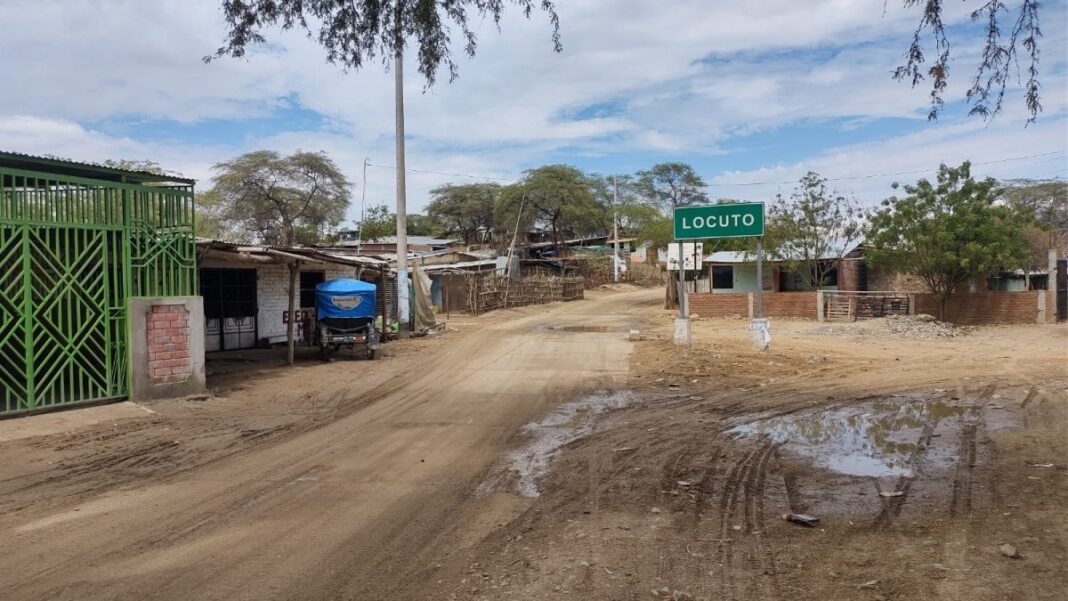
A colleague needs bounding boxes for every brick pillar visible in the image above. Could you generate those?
[146,305,192,385]
[130,297,206,401]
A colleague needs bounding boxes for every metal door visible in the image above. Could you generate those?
[200,268,258,350]
[0,224,128,413]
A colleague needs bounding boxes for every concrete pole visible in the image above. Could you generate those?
[756,236,764,318]
[677,240,685,318]
[394,44,410,336]
[612,177,619,283]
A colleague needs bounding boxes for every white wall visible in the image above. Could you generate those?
[255,263,356,342]
[200,259,356,344]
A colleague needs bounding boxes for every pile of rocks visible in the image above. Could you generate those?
[807,314,965,338]
[882,314,964,338]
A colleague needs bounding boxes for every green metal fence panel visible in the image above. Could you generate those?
[0,168,194,415]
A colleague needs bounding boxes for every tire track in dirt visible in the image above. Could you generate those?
[937,382,995,601]
[741,442,780,601]
[949,422,978,517]
[714,441,779,601]
[872,419,934,531]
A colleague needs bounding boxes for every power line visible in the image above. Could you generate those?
[363,150,1066,188]
[704,151,1067,187]
[365,161,516,182]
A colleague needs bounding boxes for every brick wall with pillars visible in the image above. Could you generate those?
[914,290,1055,324]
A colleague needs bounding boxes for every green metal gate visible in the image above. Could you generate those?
[0,160,195,415]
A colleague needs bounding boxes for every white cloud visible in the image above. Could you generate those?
[0,0,1064,217]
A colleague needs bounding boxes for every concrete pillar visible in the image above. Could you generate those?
[817,290,825,322]
[908,293,916,316]
[1037,288,1047,324]
[1050,249,1058,323]
[747,292,754,319]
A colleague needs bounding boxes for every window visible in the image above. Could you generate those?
[300,271,326,308]
[712,266,733,289]
[200,268,257,319]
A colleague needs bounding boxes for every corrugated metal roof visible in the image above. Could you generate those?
[0,150,195,185]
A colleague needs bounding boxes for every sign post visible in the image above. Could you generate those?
[672,202,767,348]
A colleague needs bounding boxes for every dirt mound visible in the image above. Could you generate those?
[808,314,965,338]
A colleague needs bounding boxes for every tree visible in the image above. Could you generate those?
[635,163,709,211]
[211,1,561,87]
[356,204,397,241]
[497,165,605,253]
[1000,179,1068,231]
[101,158,183,178]
[426,183,501,244]
[207,150,351,364]
[407,213,446,238]
[866,162,1032,319]
[765,173,865,290]
[895,0,1043,122]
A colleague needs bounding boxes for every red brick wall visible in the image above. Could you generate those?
[147,305,192,384]
[689,293,749,318]
[762,292,818,318]
[689,292,818,319]
[913,291,1045,324]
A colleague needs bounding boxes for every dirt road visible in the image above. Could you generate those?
[0,290,651,600]
[1,287,1065,601]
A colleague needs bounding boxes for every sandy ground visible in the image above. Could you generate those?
[0,287,1065,600]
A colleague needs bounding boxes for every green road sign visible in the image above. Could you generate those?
[673,202,764,240]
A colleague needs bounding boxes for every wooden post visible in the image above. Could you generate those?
[286,261,299,365]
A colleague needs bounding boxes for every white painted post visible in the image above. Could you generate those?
[675,240,691,346]
[755,237,764,318]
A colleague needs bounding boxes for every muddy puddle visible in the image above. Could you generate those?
[478,390,638,497]
[535,324,620,333]
[730,392,1018,478]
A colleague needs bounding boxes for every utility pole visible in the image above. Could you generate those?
[612,177,619,283]
[356,157,368,255]
[394,40,410,336]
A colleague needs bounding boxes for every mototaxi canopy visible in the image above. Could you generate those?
[315,278,377,320]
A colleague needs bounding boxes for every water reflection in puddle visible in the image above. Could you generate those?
[729,396,982,478]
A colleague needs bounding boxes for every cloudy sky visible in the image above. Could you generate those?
[2,0,1066,221]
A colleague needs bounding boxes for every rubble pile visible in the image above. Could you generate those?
[808,314,965,338]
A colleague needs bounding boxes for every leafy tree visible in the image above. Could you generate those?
[211,0,561,87]
[895,0,1043,122]
[635,162,709,211]
[426,183,501,244]
[208,151,349,246]
[353,206,445,240]
[497,165,606,253]
[765,173,865,290]
[1000,179,1068,231]
[866,162,1032,319]
[407,213,447,238]
[355,204,396,241]
[636,216,674,250]
[206,150,350,364]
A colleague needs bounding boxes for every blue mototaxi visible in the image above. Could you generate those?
[315,278,380,360]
